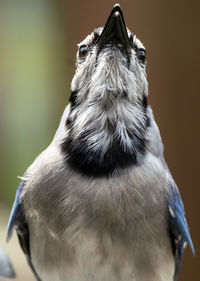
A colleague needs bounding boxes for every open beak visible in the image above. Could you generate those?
[97,4,133,52]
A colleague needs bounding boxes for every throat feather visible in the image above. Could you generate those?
[62,115,149,177]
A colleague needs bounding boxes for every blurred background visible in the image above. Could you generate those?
[0,0,199,280]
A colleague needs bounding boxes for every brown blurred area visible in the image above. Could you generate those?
[0,0,199,280]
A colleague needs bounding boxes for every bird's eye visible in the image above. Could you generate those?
[79,45,89,57]
[137,48,146,62]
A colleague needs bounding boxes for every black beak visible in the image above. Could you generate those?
[97,4,133,52]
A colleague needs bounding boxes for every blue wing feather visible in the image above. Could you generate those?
[6,179,25,242]
[6,177,42,281]
[167,180,194,280]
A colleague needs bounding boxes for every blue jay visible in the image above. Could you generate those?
[6,4,194,281]
[0,247,15,278]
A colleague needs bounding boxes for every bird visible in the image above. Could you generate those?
[6,4,194,281]
[0,247,15,279]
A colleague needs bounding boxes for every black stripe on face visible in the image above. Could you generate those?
[69,90,78,109]
[142,95,148,108]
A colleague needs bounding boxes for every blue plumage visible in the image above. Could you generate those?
[6,178,25,242]
[6,178,41,281]
[167,181,194,280]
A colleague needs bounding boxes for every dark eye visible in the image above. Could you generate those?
[79,45,89,57]
[137,48,146,62]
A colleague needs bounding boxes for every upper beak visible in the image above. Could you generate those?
[97,4,133,51]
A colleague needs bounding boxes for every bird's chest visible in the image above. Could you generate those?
[29,217,174,281]
[27,157,174,281]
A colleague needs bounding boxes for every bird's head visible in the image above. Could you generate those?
[71,4,147,110]
[63,4,150,177]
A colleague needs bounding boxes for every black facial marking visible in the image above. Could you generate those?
[66,117,72,126]
[61,114,150,178]
[142,95,148,108]
[69,90,78,109]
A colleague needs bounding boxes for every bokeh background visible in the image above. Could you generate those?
[0,0,199,280]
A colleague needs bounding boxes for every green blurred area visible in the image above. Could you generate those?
[0,1,73,204]
[0,1,199,280]
[0,3,74,277]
